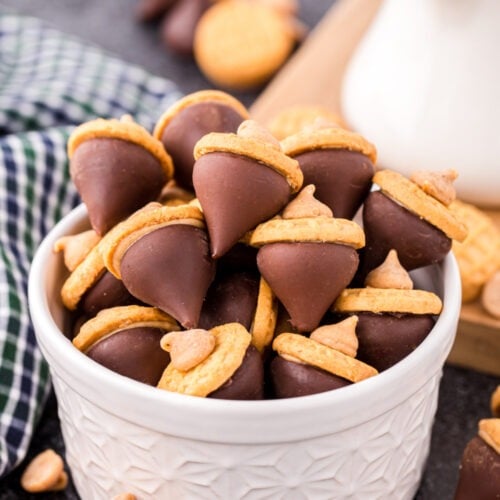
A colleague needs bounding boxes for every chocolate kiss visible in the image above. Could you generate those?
[71,138,167,235]
[86,327,170,386]
[294,149,374,219]
[257,242,359,332]
[454,436,500,500]
[208,346,264,400]
[193,152,291,258]
[120,224,215,328]
[161,102,245,189]
[80,271,136,316]
[271,355,351,398]
[361,191,451,278]
[199,271,260,330]
[342,312,435,371]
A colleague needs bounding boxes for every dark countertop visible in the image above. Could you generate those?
[0,1,499,499]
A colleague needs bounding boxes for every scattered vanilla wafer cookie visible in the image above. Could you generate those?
[20,449,66,493]
[449,199,500,302]
[267,105,346,140]
[194,1,297,90]
[158,323,264,399]
[68,115,174,235]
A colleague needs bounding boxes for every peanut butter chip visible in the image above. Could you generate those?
[20,449,65,493]
[310,316,359,357]
[237,119,281,151]
[481,271,500,319]
[282,185,333,219]
[365,249,414,290]
[478,418,500,455]
[54,229,101,271]
[491,386,500,418]
[161,329,216,371]
[410,169,458,206]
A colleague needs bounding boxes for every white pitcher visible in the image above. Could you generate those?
[342,0,500,207]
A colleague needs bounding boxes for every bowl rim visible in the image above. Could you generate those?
[28,204,461,444]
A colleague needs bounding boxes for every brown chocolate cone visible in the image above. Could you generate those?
[271,355,351,398]
[294,149,374,219]
[340,312,435,371]
[86,327,170,386]
[360,191,451,278]
[71,138,167,235]
[161,102,245,189]
[193,152,291,258]
[454,436,500,500]
[119,224,215,328]
[208,346,264,400]
[199,271,260,330]
[257,242,359,332]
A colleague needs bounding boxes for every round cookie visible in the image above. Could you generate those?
[194,1,296,90]
[193,120,303,258]
[73,305,179,386]
[68,115,174,235]
[158,323,264,399]
[154,90,249,189]
[281,124,376,219]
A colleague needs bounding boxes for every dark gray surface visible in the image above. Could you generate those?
[0,1,499,499]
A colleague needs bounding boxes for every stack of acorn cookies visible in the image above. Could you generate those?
[54,89,468,400]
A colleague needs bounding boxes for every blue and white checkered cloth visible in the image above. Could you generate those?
[0,11,181,477]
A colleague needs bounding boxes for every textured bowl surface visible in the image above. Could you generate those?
[28,204,461,500]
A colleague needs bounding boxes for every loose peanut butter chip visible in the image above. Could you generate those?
[481,271,500,319]
[20,449,65,493]
[478,418,500,454]
[365,249,414,290]
[112,493,137,500]
[282,184,333,220]
[491,386,500,418]
[237,119,281,151]
[310,316,359,357]
[54,229,101,271]
[410,169,458,206]
[161,329,216,371]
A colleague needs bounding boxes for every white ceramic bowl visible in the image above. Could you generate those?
[29,204,461,500]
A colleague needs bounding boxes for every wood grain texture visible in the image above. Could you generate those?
[251,0,500,375]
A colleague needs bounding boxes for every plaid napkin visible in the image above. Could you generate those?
[0,12,181,478]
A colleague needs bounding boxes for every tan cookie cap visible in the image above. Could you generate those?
[68,115,174,180]
[273,332,377,383]
[157,323,251,397]
[250,277,278,352]
[332,288,443,315]
[194,120,303,193]
[478,418,500,454]
[153,90,249,140]
[374,169,467,242]
[73,305,179,353]
[100,202,206,278]
[281,126,377,163]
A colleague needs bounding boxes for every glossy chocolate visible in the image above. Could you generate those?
[294,149,374,219]
[271,355,351,398]
[71,138,167,235]
[346,312,435,371]
[208,346,264,400]
[194,152,291,258]
[86,326,170,385]
[454,436,500,500]
[360,191,451,277]
[120,224,215,328]
[80,270,136,316]
[161,0,210,56]
[161,102,245,189]
[199,271,260,330]
[257,242,359,332]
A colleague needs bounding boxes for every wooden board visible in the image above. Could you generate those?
[251,0,500,375]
